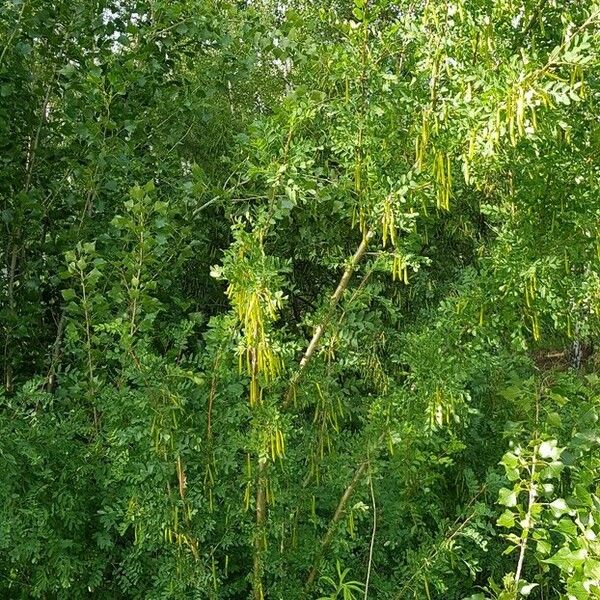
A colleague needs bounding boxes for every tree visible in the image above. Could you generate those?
[1,1,600,598]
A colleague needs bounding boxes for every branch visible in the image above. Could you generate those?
[514,447,538,587]
[395,484,487,598]
[515,392,540,589]
[306,459,370,590]
[253,460,267,600]
[43,311,66,393]
[305,432,386,591]
[3,244,19,392]
[364,465,377,600]
[0,1,27,66]
[283,230,374,409]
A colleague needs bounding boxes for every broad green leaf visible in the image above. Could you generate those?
[499,488,518,507]
[496,510,515,528]
[544,547,587,572]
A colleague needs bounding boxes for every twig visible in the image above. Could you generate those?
[43,311,66,392]
[514,447,537,587]
[0,0,27,66]
[364,464,377,600]
[395,484,487,598]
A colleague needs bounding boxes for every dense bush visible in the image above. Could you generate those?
[1,1,600,598]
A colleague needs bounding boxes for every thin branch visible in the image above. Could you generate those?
[515,390,541,589]
[0,0,27,66]
[206,350,223,442]
[283,230,374,409]
[24,75,54,194]
[306,459,370,590]
[4,55,59,392]
[4,244,19,392]
[395,484,487,598]
[304,430,387,591]
[364,464,377,600]
[43,311,66,393]
[167,119,195,154]
[253,459,267,600]
[514,447,537,587]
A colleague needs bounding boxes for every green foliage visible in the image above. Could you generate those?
[318,561,365,600]
[1,0,600,598]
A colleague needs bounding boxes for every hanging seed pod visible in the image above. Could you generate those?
[381,195,397,247]
[516,88,525,138]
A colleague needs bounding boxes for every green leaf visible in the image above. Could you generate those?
[519,582,538,596]
[538,440,562,460]
[500,452,519,470]
[499,488,518,507]
[536,539,552,555]
[496,509,515,528]
[548,498,571,518]
[544,547,587,572]
[61,288,77,301]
